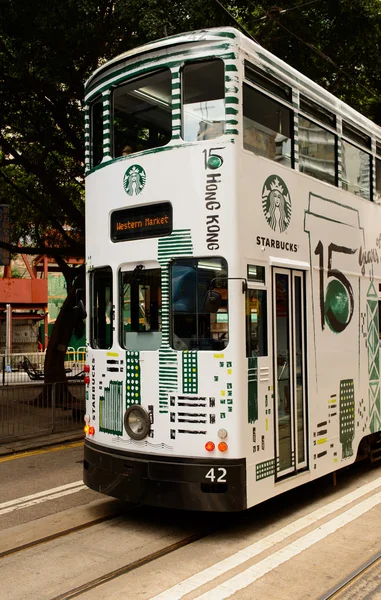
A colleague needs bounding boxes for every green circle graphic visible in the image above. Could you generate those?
[207,155,223,169]
[324,279,350,332]
[123,165,146,196]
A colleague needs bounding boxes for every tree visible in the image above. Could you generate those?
[2,0,381,381]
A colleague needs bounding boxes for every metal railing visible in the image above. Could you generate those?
[0,351,86,385]
[0,380,85,443]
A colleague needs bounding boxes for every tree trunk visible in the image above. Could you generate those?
[44,265,85,383]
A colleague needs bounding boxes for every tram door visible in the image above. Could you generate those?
[273,268,307,477]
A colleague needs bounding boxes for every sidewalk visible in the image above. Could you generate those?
[0,430,85,457]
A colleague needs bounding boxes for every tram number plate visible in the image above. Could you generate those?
[205,468,227,483]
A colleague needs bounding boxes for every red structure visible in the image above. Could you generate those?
[0,254,49,352]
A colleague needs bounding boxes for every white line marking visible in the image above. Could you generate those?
[195,490,381,599]
[0,486,87,516]
[149,476,381,600]
[0,481,84,514]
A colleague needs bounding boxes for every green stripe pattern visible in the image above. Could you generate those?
[84,106,90,173]
[172,69,181,140]
[224,58,239,135]
[158,230,193,413]
[102,90,112,160]
[99,380,123,435]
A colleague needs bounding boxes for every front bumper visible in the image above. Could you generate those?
[83,439,247,512]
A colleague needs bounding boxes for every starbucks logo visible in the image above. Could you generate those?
[262,175,291,233]
[123,165,146,196]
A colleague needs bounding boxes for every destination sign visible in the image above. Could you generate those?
[111,202,173,242]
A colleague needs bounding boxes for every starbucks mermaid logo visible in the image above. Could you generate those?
[262,175,291,233]
[123,165,146,196]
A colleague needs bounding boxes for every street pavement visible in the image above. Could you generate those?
[0,429,84,457]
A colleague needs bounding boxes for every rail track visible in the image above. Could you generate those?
[321,550,381,599]
[49,531,210,600]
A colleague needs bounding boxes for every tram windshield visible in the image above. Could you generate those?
[120,266,162,351]
[113,69,172,157]
[171,257,228,351]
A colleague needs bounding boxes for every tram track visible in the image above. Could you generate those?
[48,530,211,600]
[0,511,121,559]
[321,550,381,599]
[0,497,134,560]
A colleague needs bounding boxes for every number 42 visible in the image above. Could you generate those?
[205,467,227,483]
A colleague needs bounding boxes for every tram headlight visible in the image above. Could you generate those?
[124,405,150,440]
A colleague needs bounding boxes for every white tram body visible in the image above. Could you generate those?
[83,27,381,510]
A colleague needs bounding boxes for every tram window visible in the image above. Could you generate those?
[243,84,293,168]
[376,158,381,203]
[120,267,162,351]
[341,140,371,201]
[342,121,371,150]
[182,59,225,142]
[299,96,336,128]
[245,62,291,103]
[112,69,171,157]
[246,289,267,357]
[91,267,113,349]
[299,116,336,186]
[247,265,265,283]
[170,257,228,351]
[90,96,103,168]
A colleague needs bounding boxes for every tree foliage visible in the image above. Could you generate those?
[245,0,381,121]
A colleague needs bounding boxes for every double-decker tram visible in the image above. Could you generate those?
[83,27,381,511]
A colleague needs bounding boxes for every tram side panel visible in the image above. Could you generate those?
[238,149,381,508]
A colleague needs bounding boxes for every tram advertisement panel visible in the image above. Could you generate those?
[305,193,364,457]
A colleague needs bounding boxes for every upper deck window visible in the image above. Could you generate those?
[341,140,371,200]
[90,96,103,168]
[112,69,171,157]
[245,63,292,103]
[300,96,336,128]
[182,59,225,142]
[243,84,293,168]
[299,116,336,186]
[342,121,371,150]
